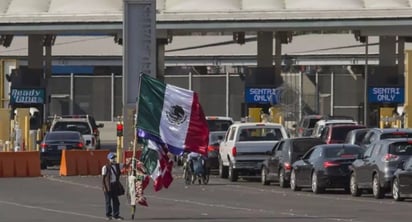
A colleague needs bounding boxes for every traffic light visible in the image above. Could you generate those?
[116,123,123,137]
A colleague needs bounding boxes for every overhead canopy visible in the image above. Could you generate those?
[0,0,412,34]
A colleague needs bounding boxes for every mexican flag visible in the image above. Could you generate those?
[140,139,173,192]
[136,74,209,156]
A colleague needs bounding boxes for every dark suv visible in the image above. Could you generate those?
[360,128,412,150]
[349,138,412,198]
[294,115,323,137]
[261,137,325,187]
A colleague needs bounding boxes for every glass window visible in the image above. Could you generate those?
[228,127,236,141]
[388,142,412,155]
[363,145,374,158]
[207,120,233,131]
[52,121,91,134]
[238,127,283,141]
[323,146,362,158]
[309,148,322,162]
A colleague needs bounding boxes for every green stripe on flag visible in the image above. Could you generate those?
[137,74,166,137]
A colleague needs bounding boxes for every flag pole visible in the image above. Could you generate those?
[133,73,144,170]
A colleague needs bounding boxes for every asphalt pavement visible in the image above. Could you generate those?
[1,122,411,222]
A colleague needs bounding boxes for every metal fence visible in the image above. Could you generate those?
[48,72,365,123]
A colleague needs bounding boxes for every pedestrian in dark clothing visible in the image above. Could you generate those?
[102,152,124,220]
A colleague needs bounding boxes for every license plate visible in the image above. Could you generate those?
[58,145,66,150]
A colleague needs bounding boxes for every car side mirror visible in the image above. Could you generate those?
[97,123,104,128]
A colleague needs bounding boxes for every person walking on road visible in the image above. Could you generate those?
[102,152,125,220]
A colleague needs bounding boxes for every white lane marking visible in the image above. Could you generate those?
[0,200,105,220]
[43,177,362,222]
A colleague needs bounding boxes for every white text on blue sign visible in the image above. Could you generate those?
[372,87,401,102]
[249,88,276,102]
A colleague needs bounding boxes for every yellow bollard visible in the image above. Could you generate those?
[36,129,42,151]
[25,116,30,151]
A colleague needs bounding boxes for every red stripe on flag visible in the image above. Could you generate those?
[184,92,209,156]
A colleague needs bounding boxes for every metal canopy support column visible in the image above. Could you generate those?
[122,0,156,153]
[257,32,273,67]
[28,35,43,69]
[379,36,397,66]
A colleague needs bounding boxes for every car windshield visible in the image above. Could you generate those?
[324,146,362,158]
[46,132,80,141]
[331,127,364,140]
[207,120,232,131]
[209,132,225,145]
[308,118,320,128]
[239,128,283,141]
[381,132,412,139]
[52,121,91,134]
[389,142,412,155]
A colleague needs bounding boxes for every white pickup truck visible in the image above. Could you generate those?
[219,122,289,181]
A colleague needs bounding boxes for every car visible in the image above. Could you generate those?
[349,138,412,199]
[320,124,367,144]
[294,115,323,137]
[360,128,412,149]
[290,144,363,193]
[40,131,86,169]
[261,137,325,187]
[206,116,234,132]
[311,119,358,138]
[53,115,104,149]
[49,116,97,150]
[344,128,370,146]
[219,122,289,182]
[207,131,226,170]
[392,157,412,201]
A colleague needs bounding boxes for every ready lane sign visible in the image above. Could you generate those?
[10,88,45,104]
[245,87,280,104]
[368,87,404,103]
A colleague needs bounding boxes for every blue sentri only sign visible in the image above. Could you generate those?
[368,87,404,103]
[245,87,280,104]
[10,88,45,104]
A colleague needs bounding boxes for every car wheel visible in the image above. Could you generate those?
[279,168,288,188]
[350,172,362,197]
[219,158,228,179]
[40,161,47,170]
[372,174,384,199]
[261,167,270,185]
[290,169,301,191]
[392,178,404,201]
[311,171,324,194]
[228,162,238,182]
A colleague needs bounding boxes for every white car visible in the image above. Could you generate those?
[218,122,289,182]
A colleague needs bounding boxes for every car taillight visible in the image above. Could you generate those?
[77,143,84,149]
[383,153,399,162]
[323,161,340,168]
[41,143,47,152]
[208,145,218,152]
[231,147,237,157]
[284,162,292,170]
[93,128,99,136]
